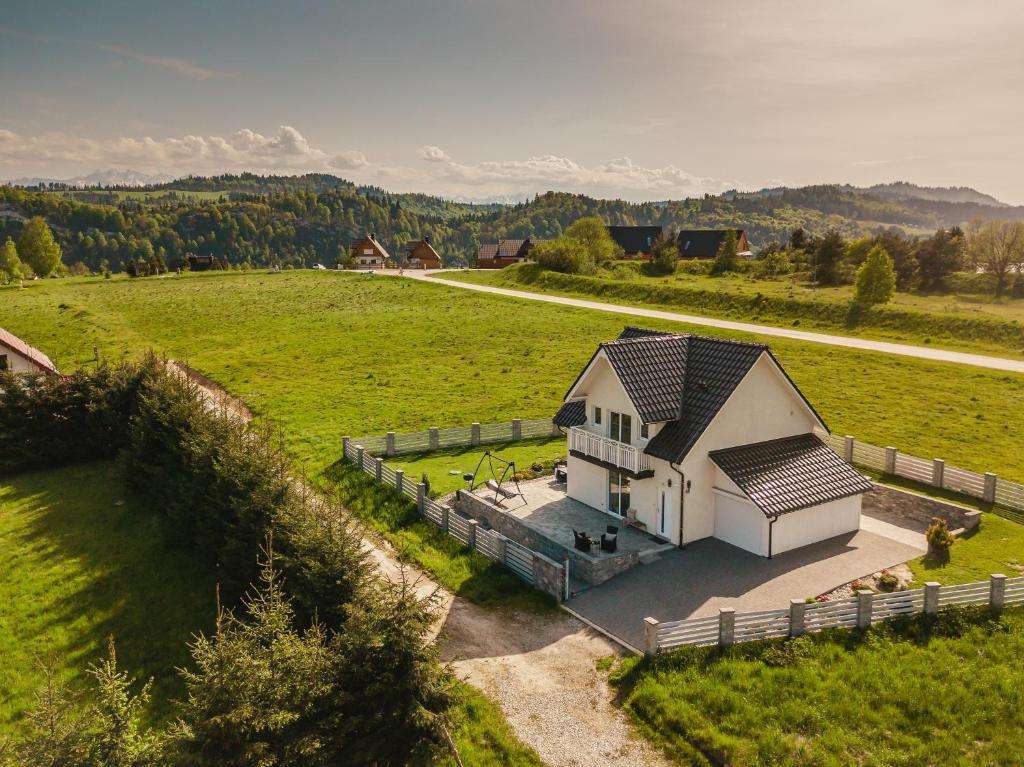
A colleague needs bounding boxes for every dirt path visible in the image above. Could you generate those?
[172,361,670,767]
[393,269,1024,373]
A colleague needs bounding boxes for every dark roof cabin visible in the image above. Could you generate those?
[607,225,664,258]
[676,229,750,259]
[404,236,441,269]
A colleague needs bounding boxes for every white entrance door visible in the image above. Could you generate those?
[658,489,669,537]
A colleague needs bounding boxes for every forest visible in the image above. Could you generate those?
[3,173,1024,273]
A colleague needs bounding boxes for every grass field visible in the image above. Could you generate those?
[612,606,1024,766]
[447,265,1024,358]
[388,437,566,497]
[3,271,1024,484]
[0,462,215,734]
[909,514,1024,585]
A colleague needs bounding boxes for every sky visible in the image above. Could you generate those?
[2,0,1023,203]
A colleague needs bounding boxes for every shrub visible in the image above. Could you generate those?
[926,517,955,559]
[711,229,740,275]
[650,233,680,275]
[877,570,900,592]
[755,249,791,279]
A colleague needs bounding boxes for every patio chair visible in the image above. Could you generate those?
[606,525,619,535]
[554,461,567,483]
[600,532,618,553]
[573,530,591,552]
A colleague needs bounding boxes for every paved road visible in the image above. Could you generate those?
[393,269,1024,373]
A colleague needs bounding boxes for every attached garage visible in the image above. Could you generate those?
[709,434,872,558]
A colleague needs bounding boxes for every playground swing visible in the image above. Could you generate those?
[469,450,525,506]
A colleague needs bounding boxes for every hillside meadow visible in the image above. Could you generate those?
[2,270,1024,483]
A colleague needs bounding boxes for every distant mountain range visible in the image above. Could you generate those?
[5,168,176,188]
[728,182,1009,209]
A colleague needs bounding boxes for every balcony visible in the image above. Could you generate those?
[568,426,654,477]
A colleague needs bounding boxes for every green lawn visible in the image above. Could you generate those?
[0,462,215,735]
[613,606,1024,766]
[909,513,1024,586]
[388,437,566,497]
[447,265,1024,358]
[3,271,1024,484]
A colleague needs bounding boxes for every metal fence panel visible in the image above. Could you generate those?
[894,453,933,484]
[852,441,887,472]
[475,528,503,561]
[504,540,535,582]
[448,513,471,546]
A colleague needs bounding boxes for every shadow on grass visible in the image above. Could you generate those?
[322,460,556,613]
[1,461,216,731]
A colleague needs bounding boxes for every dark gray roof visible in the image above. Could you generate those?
[553,399,587,428]
[618,326,674,340]
[644,335,767,462]
[709,434,872,518]
[601,335,690,423]
[677,229,744,258]
[607,225,663,255]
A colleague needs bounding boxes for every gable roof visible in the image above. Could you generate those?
[478,243,500,259]
[0,327,59,375]
[352,235,391,260]
[607,225,663,255]
[676,229,745,258]
[405,239,441,262]
[709,433,872,517]
[553,398,587,428]
[559,326,824,464]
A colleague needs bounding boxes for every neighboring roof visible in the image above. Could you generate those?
[478,243,500,259]
[553,398,587,428]
[406,239,441,261]
[709,433,872,517]
[352,235,391,260]
[676,229,745,258]
[0,327,59,375]
[618,326,675,340]
[607,225,663,254]
[496,239,526,258]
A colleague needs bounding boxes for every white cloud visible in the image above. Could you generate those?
[0,126,329,176]
[329,150,370,170]
[418,145,450,163]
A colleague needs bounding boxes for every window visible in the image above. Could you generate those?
[640,423,649,439]
[609,411,632,443]
[0,354,7,371]
[593,406,602,425]
[608,470,631,516]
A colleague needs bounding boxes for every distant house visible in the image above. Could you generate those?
[349,234,392,269]
[404,236,442,269]
[0,327,59,376]
[186,254,216,272]
[607,225,664,258]
[477,237,543,269]
[676,229,750,259]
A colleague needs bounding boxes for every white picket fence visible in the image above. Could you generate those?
[821,431,1023,522]
[350,417,561,458]
[645,574,1024,655]
[341,437,562,598]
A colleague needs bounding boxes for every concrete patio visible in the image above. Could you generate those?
[465,477,675,586]
[567,528,925,651]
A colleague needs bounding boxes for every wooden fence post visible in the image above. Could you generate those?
[512,418,522,441]
[644,617,660,657]
[932,458,945,488]
[789,599,806,637]
[924,582,940,614]
[374,457,383,482]
[394,469,404,493]
[990,573,1007,612]
[429,427,440,450]
[466,519,478,549]
[386,431,396,457]
[856,589,874,629]
[884,447,897,475]
[718,607,735,647]
[417,482,426,515]
[983,473,997,503]
[843,435,854,464]
[471,423,481,446]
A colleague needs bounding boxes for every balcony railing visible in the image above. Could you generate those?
[568,426,653,474]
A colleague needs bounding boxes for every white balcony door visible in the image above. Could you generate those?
[608,411,632,444]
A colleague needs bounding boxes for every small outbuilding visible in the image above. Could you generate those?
[0,328,60,376]
[404,236,442,269]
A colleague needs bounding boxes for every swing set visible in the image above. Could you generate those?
[468,450,525,507]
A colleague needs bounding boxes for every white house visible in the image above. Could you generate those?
[0,327,60,376]
[553,327,871,557]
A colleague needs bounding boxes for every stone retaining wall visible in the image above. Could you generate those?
[864,484,982,533]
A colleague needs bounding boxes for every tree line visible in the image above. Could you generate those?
[0,361,456,766]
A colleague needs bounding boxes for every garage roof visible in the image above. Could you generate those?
[709,434,872,518]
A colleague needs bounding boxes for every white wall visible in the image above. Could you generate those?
[572,355,641,443]
[771,495,862,555]
[680,353,821,545]
[0,343,42,374]
[566,454,608,513]
[713,490,769,555]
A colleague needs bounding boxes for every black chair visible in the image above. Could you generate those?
[573,530,591,552]
[606,525,619,535]
[601,532,618,553]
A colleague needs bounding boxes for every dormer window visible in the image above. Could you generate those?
[641,423,649,439]
[593,406,602,425]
